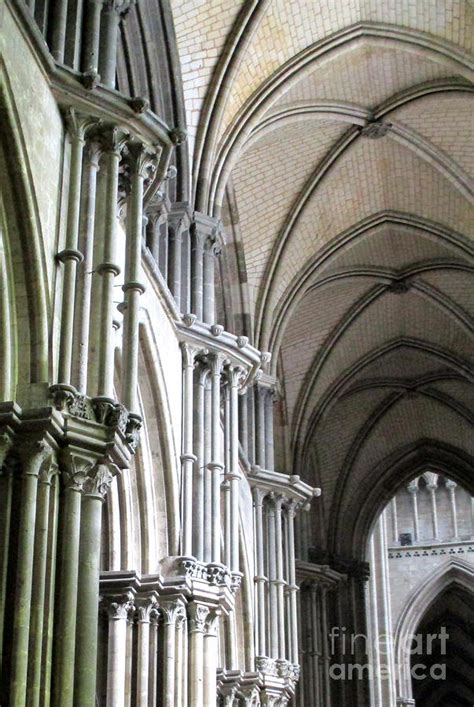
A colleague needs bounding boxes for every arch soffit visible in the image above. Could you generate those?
[332,441,474,560]
[0,59,49,383]
[138,314,181,556]
[394,558,474,672]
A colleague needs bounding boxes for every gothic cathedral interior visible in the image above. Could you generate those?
[0,1,473,705]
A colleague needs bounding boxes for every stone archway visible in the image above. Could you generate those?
[394,558,474,703]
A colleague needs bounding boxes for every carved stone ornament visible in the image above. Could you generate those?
[188,603,209,633]
[211,324,224,337]
[236,335,248,349]
[129,96,149,114]
[106,593,135,620]
[360,119,392,139]
[83,463,115,499]
[387,277,412,294]
[183,313,197,327]
[169,127,187,145]
[207,563,231,586]
[125,415,142,452]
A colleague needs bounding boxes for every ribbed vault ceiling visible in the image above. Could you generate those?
[171,0,474,551]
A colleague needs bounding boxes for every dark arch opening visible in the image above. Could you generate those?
[411,584,474,706]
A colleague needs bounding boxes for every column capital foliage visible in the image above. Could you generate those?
[102,0,136,17]
[18,438,55,477]
[187,602,209,633]
[161,599,186,626]
[104,592,135,619]
[64,108,101,143]
[97,125,129,157]
[126,141,159,181]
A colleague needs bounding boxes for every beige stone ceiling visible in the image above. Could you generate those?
[171,0,474,549]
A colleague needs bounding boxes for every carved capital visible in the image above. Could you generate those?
[105,593,135,620]
[136,596,158,623]
[126,141,157,181]
[18,439,55,478]
[83,462,116,500]
[98,126,129,157]
[188,602,209,633]
[161,599,186,626]
[180,341,200,368]
[64,109,99,143]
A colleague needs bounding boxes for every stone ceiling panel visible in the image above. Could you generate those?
[274,44,460,110]
[279,277,375,419]
[391,93,474,177]
[219,0,473,140]
[418,268,474,315]
[297,288,473,441]
[316,224,472,275]
[266,137,474,325]
[232,119,346,314]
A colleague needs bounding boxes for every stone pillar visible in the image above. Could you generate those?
[148,609,160,706]
[203,235,220,325]
[253,488,266,657]
[255,385,266,468]
[161,600,186,707]
[105,595,135,707]
[98,1,132,87]
[74,138,101,393]
[286,501,299,665]
[95,128,126,400]
[27,460,58,707]
[75,463,115,705]
[168,211,185,310]
[320,585,331,706]
[53,451,90,706]
[426,475,439,540]
[391,496,399,544]
[181,344,198,556]
[175,610,187,707]
[266,494,278,659]
[188,602,209,707]
[264,388,275,471]
[407,479,419,542]
[0,451,14,674]
[203,375,212,563]
[228,366,243,572]
[136,598,157,707]
[10,440,54,706]
[57,111,89,386]
[203,609,220,706]
[50,0,68,62]
[208,353,225,563]
[193,364,207,561]
[81,0,103,78]
[274,496,286,658]
[121,143,156,414]
[446,479,458,538]
[239,388,249,458]
[190,223,205,320]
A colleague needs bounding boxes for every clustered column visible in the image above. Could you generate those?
[55,111,158,420]
[182,347,244,571]
[253,489,300,673]
[46,0,134,82]
[298,581,332,707]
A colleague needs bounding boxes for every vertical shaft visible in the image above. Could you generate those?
[96,131,123,399]
[75,465,113,705]
[58,113,86,386]
[27,465,56,707]
[253,488,266,657]
[10,442,51,706]
[181,344,196,556]
[106,598,133,707]
[74,140,100,393]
